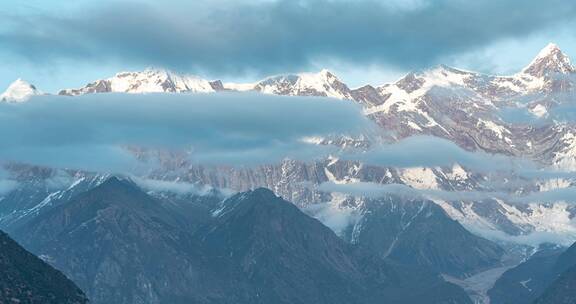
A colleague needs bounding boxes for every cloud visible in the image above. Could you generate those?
[318,181,507,201]
[465,225,576,247]
[319,181,576,204]
[0,92,373,171]
[498,77,576,125]
[318,181,576,245]
[1,0,574,75]
[344,136,532,173]
[304,201,361,237]
[515,186,576,203]
[0,179,18,195]
[131,177,233,196]
[319,181,421,198]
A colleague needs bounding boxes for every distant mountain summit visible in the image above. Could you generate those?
[59,68,355,99]
[522,43,575,78]
[0,79,41,102]
[58,68,222,96]
[248,69,354,99]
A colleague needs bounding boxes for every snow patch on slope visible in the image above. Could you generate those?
[401,167,439,190]
[433,198,576,246]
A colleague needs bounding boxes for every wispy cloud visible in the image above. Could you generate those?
[319,180,576,205]
[131,177,231,196]
[0,179,18,195]
[344,136,531,173]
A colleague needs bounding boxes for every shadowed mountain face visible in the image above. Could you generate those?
[535,265,576,304]
[489,243,576,304]
[12,177,229,304]
[351,197,504,278]
[488,245,565,304]
[200,188,472,304]
[12,178,472,304]
[534,243,576,304]
[0,230,88,304]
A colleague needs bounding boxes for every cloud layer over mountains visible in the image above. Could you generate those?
[0,91,560,176]
[0,93,372,170]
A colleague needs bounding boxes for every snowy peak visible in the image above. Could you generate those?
[59,69,221,96]
[522,43,575,78]
[394,65,475,92]
[57,68,353,99]
[254,69,353,99]
[0,79,41,102]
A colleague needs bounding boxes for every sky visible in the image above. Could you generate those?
[1,0,576,93]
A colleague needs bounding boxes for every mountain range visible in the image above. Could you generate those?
[6,177,475,304]
[5,43,576,169]
[3,43,576,303]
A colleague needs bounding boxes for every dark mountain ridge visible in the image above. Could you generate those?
[12,178,472,304]
[0,230,88,304]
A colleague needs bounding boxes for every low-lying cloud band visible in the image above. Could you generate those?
[0,92,373,170]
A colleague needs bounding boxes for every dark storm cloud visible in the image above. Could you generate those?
[1,0,575,75]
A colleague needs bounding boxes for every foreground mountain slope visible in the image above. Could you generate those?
[535,264,576,304]
[0,230,88,304]
[489,242,576,304]
[535,242,576,303]
[198,188,472,304]
[12,177,229,304]
[349,196,504,278]
[488,245,565,304]
[12,177,472,304]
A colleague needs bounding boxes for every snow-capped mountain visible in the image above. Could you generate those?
[55,45,576,166]
[522,43,575,78]
[247,69,354,99]
[355,44,576,169]
[61,68,356,99]
[0,79,41,102]
[3,34,576,304]
[58,69,222,96]
[5,43,576,254]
